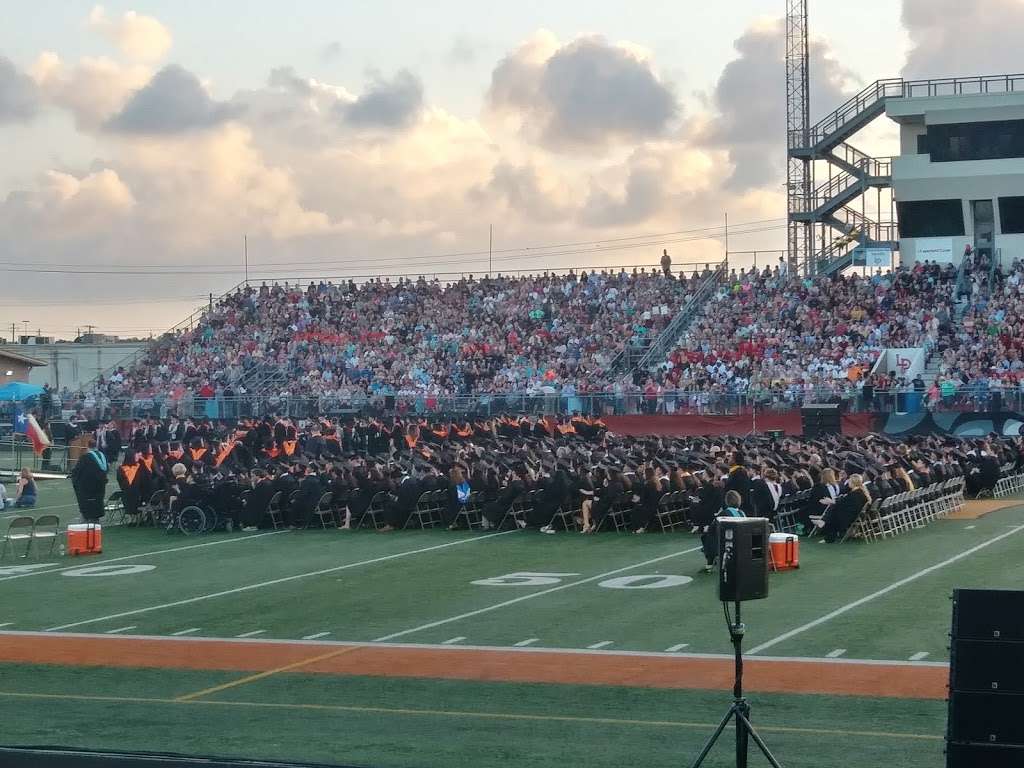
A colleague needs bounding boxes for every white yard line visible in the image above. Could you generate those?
[748,524,1024,655]
[587,641,614,650]
[302,632,331,640]
[171,628,202,636]
[0,530,287,583]
[826,648,847,658]
[442,636,467,645]
[665,643,689,653]
[0,622,13,629]
[43,530,518,632]
[514,638,539,647]
[104,626,136,634]
[908,652,930,661]
[235,630,266,638]
[373,546,702,643]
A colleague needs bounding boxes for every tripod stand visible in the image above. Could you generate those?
[689,600,783,768]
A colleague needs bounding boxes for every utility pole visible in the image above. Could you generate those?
[244,234,249,284]
[488,224,493,275]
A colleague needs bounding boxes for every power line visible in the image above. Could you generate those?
[0,218,786,275]
[0,222,786,277]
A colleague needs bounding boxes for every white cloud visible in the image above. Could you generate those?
[902,0,1024,77]
[1,168,135,238]
[88,5,172,63]
[488,30,679,151]
[31,52,151,130]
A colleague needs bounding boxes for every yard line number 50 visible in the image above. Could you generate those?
[471,572,693,589]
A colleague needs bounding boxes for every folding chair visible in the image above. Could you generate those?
[655,492,683,532]
[839,501,875,543]
[140,490,166,527]
[405,490,441,529]
[312,492,336,529]
[1,516,35,559]
[456,491,483,530]
[29,514,62,558]
[499,490,532,530]
[549,503,580,532]
[287,490,302,528]
[104,491,126,526]
[358,490,388,530]
[266,491,284,530]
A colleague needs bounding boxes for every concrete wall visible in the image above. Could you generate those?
[0,343,144,390]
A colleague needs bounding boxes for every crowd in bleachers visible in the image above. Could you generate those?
[930,258,1024,408]
[92,268,699,407]
[43,257,1024,418]
[649,261,959,404]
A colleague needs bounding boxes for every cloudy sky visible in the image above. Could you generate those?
[1,0,1020,340]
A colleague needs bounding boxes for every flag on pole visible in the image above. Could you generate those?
[14,407,51,455]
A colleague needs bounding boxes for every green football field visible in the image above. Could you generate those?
[1,477,1023,767]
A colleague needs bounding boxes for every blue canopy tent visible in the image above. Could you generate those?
[0,382,45,401]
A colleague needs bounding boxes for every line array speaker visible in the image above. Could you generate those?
[947,588,1024,765]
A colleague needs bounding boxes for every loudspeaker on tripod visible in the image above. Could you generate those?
[717,517,770,603]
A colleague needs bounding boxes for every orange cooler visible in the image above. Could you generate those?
[769,532,799,571]
[67,524,103,556]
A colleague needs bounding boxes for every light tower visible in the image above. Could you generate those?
[785,0,811,273]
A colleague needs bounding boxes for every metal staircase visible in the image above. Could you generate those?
[788,73,1024,274]
[629,263,726,376]
[238,361,288,396]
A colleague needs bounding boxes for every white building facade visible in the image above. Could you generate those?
[887,91,1024,268]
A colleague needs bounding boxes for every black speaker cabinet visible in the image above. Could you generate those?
[947,589,1024,765]
[717,517,770,602]
[947,742,1024,768]
[952,588,1024,642]
[947,691,1024,746]
[801,403,840,438]
[951,639,1024,693]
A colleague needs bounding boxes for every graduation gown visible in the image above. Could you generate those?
[71,450,109,521]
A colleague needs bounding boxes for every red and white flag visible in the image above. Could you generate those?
[24,414,51,455]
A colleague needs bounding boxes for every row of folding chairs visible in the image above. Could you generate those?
[845,478,965,541]
[994,468,1024,499]
[1,514,62,559]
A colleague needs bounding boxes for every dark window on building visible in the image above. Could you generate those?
[897,199,966,237]
[916,133,929,155]
[927,119,1024,162]
[999,196,1024,234]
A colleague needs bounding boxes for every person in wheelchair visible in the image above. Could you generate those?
[167,463,218,534]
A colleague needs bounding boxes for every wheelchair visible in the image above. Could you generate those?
[166,483,231,536]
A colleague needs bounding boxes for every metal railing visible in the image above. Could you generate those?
[0,437,70,475]
[807,158,891,212]
[790,73,1024,150]
[634,263,726,371]
[828,206,898,243]
[58,387,1024,422]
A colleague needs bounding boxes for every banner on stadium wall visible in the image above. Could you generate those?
[851,245,894,268]
[872,347,925,379]
[915,237,955,263]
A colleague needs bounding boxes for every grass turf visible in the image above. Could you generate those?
[0,663,946,768]
[2,477,1022,766]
